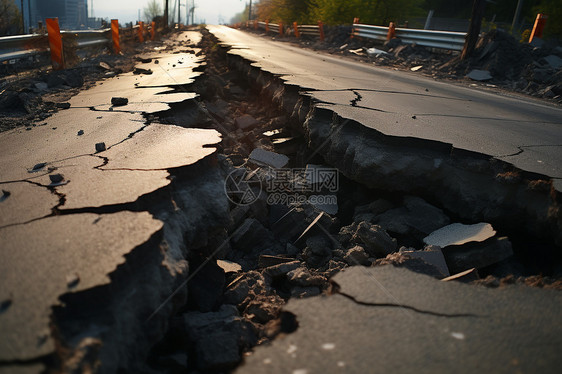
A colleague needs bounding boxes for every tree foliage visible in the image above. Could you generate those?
[0,0,22,36]
[255,0,424,25]
[144,0,163,23]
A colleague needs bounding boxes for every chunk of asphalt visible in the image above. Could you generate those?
[466,69,492,81]
[55,102,71,109]
[111,97,128,107]
[0,190,10,202]
[235,114,260,130]
[31,162,47,171]
[249,148,289,169]
[95,142,106,152]
[77,130,84,136]
[49,174,64,184]
[133,68,153,75]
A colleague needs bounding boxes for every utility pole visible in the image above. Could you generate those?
[461,0,486,60]
[165,0,169,29]
[20,0,25,33]
[178,0,181,25]
[248,0,252,21]
[511,0,524,32]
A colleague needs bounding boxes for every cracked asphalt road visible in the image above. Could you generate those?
[208,25,562,191]
[0,31,221,365]
[236,266,562,374]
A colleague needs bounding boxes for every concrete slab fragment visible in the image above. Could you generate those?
[0,182,58,227]
[235,266,562,373]
[466,69,493,81]
[249,148,289,169]
[400,247,450,276]
[45,156,171,210]
[543,55,562,69]
[423,222,496,247]
[0,211,163,361]
[101,124,221,170]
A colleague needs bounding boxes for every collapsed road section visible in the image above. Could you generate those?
[1,26,561,374]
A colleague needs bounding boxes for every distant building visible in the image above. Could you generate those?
[16,0,89,32]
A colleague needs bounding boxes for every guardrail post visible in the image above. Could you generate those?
[293,22,300,38]
[265,20,269,33]
[151,21,156,40]
[138,22,145,43]
[254,20,258,30]
[529,13,548,43]
[318,21,325,41]
[279,22,283,36]
[46,18,64,70]
[387,22,396,40]
[111,19,120,54]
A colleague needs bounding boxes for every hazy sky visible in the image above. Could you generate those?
[90,0,247,25]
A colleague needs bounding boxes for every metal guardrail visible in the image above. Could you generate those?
[0,25,146,64]
[352,23,466,51]
[297,25,321,37]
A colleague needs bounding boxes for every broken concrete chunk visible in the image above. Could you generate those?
[366,47,388,57]
[373,252,447,278]
[399,247,450,277]
[249,148,289,169]
[55,102,71,109]
[66,273,80,288]
[543,55,562,69]
[31,162,47,171]
[111,97,128,106]
[344,245,370,266]
[235,114,260,130]
[467,69,493,81]
[263,260,301,278]
[410,65,423,72]
[423,222,496,248]
[353,221,397,257]
[95,142,106,152]
[133,67,153,75]
[195,332,241,371]
[442,236,514,273]
[49,173,64,184]
[374,196,450,240]
[217,260,242,274]
[291,286,320,298]
[34,82,48,91]
[231,218,276,253]
[286,267,327,287]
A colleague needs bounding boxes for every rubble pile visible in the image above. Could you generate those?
[144,29,561,373]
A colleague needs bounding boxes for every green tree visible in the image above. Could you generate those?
[144,0,163,23]
[0,0,22,36]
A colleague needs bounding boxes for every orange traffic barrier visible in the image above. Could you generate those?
[387,22,396,40]
[279,22,283,36]
[294,22,300,38]
[138,22,144,43]
[46,18,64,70]
[318,21,325,41]
[353,17,360,24]
[529,13,548,43]
[111,19,120,54]
[151,21,155,40]
[265,20,269,33]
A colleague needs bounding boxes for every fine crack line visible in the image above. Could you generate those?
[306,88,471,102]
[495,144,562,158]
[337,290,481,318]
[414,113,561,124]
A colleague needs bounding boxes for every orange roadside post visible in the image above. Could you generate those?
[138,22,145,43]
[279,22,283,36]
[387,22,396,40]
[151,21,155,40]
[265,20,269,33]
[111,19,120,54]
[293,22,300,38]
[46,18,64,70]
[318,21,325,41]
[529,14,548,43]
[254,20,258,30]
